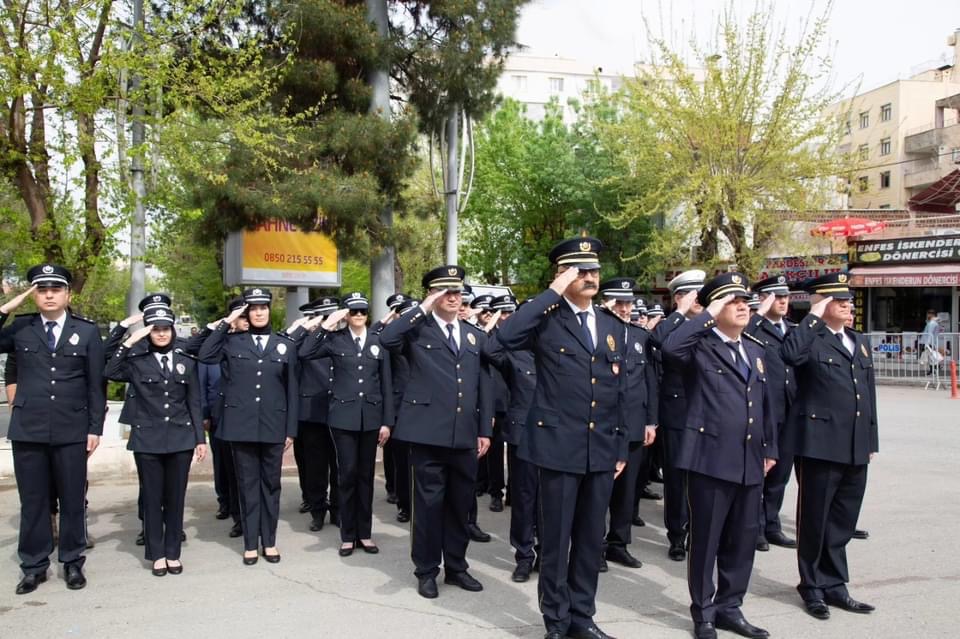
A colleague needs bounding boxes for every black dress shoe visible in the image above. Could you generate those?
[243,553,259,566]
[567,622,617,639]
[166,561,183,575]
[16,572,46,595]
[309,511,325,532]
[489,496,504,512]
[824,592,875,613]
[229,522,243,538]
[598,557,608,572]
[396,510,411,523]
[136,530,145,546]
[766,530,797,548]
[511,561,533,583]
[605,546,642,568]
[359,541,379,554]
[298,500,311,514]
[444,570,483,592]
[668,541,686,561]
[693,621,718,639]
[262,550,281,563]
[631,515,646,527]
[715,613,770,638]
[467,523,491,543]
[803,599,830,620]
[386,492,399,505]
[641,487,662,500]
[852,529,869,540]
[755,536,770,552]
[339,544,355,557]
[180,530,186,542]
[215,507,230,520]
[85,534,95,550]
[64,564,86,590]
[417,576,438,599]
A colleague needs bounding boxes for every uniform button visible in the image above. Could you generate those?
[856,394,861,400]
[537,421,544,426]
[329,378,333,382]
[256,371,262,376]
[51,353,56,358]
[856,411,861,416]
[426,345,432,349]
[746,434,752,441]
[458,392,463,398]
[748,401,753,407]
[164,403,169,409]
[412,399,416,404]
[810,414,816,419]
[164,416,170,422]
[359,392,364,397]
[591,378,596,385]
[589,422,595,430]
[255,397,261,402]
[458,378,462,383]
[785,380,789,385]
[591,356,596,363]
[164,392,169,397]
[164,380,168,384]
[456,407,462,412]
[828,358,832,363]
[358,365,363,370]
[50,395,55,400]
[699,427,704,432]
[50,380,56,385]
[456,364,461,369]
[748,417,753,424]
[747,387,751,392]
[560,347,565,353]
[50,367,56,372]
[256,384,261,389]
[591,400,597,407]
[258,359,263,364]
[358,379,363,384]
[717,369,723,373]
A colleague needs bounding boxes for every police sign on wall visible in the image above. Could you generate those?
[223,220,341,287]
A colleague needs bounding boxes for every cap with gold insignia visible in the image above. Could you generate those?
[27,263,71,288]
[138,292,172,313]
[804,271,854,300]
[753,274,791,296]
[668,269,706,295]
[422,265,466,291]
[385,293,407,311]
[243,288,272,305]
[344,292,369,311]
[599,277,636,300]
[471,294,494,311]
[747,292,761,310]
[144,306,176,326]
[491,294,518,312]
[697,272,752,306]
[548,236,603,270]
[647,303,665,318]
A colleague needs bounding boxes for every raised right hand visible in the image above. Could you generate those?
[810,295,833,318]
[676,289,698,316]
[549,266,580,295]
[0,284,37,315]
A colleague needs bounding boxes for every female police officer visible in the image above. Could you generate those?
[199,288,298,565]
[105,302,206,576]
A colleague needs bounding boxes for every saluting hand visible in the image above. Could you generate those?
[321,308,350,331]
[378,310,398,326]
[0,283,37,315]
[705,293,735,318]
[676,289,699,316]
[123,324,153,347]
[810,295,833,318]
[285,316,309,333]
[302,314,325,331]
[549,266,580,295]
[757,292,777,317]
[482,310,501,333]
[419,288,447,314]
[119,312,144,329]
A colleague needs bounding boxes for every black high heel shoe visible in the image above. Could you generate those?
[152,562,168,577]
[166,561,183,575]
[262,549,281,564]
[243,551,259,566]
[338,542,355,557]
[358,540,379,554]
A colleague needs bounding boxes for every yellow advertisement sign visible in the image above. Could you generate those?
[229,220,339,286]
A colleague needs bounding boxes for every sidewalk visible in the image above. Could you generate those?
[0,386,957,638]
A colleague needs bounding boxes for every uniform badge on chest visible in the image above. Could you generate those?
[606,334,615,351]
[634,342,642,354]
[276,342,287,355]
[756,358,764,374]
[370,344,380,357]
[176,362,186,375]
[860,343,868,358]
[68,333,80,346]
[467,332,476,346]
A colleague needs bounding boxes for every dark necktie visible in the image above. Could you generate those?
[577,311,594,350]
[255,335,264,355]
[835,331,848,353]
[355,336,362,354]
[726,341,750,379]
[160,355,170,378]
[775,322,785,337]
[45,321,57,352]
[446,324,458,355]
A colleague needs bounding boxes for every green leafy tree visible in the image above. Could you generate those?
[602,3,854,275]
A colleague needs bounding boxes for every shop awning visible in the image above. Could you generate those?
[908,169,960,213]
[849,264,960,287]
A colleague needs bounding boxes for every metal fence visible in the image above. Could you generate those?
[865,332,958,389]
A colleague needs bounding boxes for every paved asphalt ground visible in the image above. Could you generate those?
[0,386,957,638]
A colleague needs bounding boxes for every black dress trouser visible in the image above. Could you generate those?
[135,450,193,561]
[760,452,794,535]
[606,441,645,548]
[299,421,339,516]
[661,428,689,544]
[330,428,379,542]
[537,466,615,635]
[508,444,538,564]
[231,441,284,551]
[13,441,88,575]
[409,443,478,579]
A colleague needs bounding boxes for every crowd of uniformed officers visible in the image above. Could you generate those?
[0,236,879,639]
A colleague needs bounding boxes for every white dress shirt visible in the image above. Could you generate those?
[433,314,461,350]
[349,327,368,352]
[153,351,174,374]
[827,326,855,355]
[252,333,270,352]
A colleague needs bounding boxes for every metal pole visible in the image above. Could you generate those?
[444,104,460,264]
[366,0,394,320]
[286,287,309,327]
[126,0,146,314]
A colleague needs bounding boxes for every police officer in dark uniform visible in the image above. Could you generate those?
[199,288,298,565]
[483,294,514,513]
[104,302,206,576]
[376,293,408,505]
[598,278,658,571]
[299,292,394,556]
[284,297,340,532]
[497,237,627,639]
[0,265,106,594]
[745,274,798,551]
[662,272,777,639]
[379,266,493,600]
[782,272,878,620]
[482,299,539,583]
[650,269,706,561]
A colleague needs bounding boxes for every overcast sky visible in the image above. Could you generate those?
[515,0,960,94]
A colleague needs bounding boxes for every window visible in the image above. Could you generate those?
[859,111,869,129]
[511,75,527,90]
[548,77,564,93]
[879,204,891,209]
[880,137,891,156]
[858,175,869,192]
[953,148,960,163]
[858,144,869,161]
[880,103,892,122]
[880,171,891,188]
[845,119,851,135]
